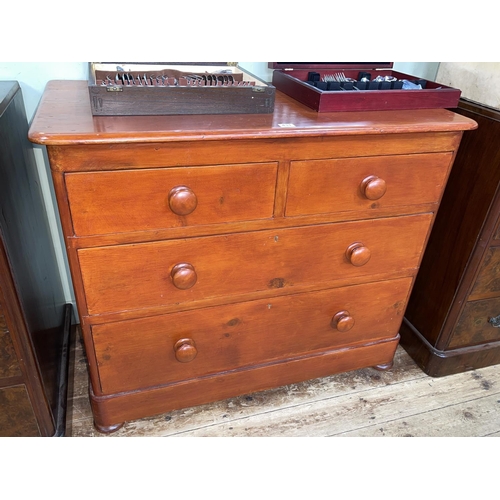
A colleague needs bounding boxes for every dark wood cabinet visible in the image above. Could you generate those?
[0,81,71,436]
[401,98,500,376]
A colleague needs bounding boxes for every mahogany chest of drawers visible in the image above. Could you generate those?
[401,98,500,376]
[29,80,476,432]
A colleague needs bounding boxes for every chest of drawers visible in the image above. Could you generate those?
[29,80,476,432]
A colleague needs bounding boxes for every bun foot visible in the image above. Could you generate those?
[94,421,124,434]
[373,361,393,371]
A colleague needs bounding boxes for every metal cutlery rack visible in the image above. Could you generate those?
[308,70,427,91]
[96,71,256,88]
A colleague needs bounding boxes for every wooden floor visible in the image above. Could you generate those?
[66,327,500,437]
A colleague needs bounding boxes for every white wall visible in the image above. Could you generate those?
[0,63,89,306]
[0,61,440,311]
[0,63,89,121]
[437,62,500,109]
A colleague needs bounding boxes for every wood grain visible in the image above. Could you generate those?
[0,385,41,437]
[0,309,21,380]
[177,367,499,437]
[470,246,500,300]
[449,298,500,348]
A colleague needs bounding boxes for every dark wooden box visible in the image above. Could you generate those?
[88,63,275,116]
[269,63,461,112]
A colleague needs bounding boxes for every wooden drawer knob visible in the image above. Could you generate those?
[174,338,198,363]
[360,175,387,200]
[346,242,371,267]
[168,185,198,216]
[171,263,197,289]
[331,311,355,332]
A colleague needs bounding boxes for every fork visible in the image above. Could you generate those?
[322,72,359,90]
[322,72,351,82]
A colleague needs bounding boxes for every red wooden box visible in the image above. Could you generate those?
[269,63,461,112]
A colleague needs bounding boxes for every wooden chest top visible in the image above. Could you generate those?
[29,81,477,146]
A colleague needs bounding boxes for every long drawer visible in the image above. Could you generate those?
[286,153,453,217]
[65,162,278,236]
[78,214,432,316]
[93,277,413,394]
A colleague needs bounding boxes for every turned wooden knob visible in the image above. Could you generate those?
[346,242,371,267]
[171,263,197,289]
[174,338,198,363]
[360,175,387,200]
[331,311,355,332]
[168,185,198,216]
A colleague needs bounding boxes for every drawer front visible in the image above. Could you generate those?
[470,246,500,300]
[65,162,278,236]
[93,277,412,394]
[0,385,40,436]
[449,297,500,349]
[494,219,500,241]
[0,308,21,379]
[286,153,452,217]
[79,214,431,315]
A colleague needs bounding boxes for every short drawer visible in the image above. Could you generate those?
[78,214,431,315]
[65,162,278,236]
[93,277,412,394]
[449,296,500,349]
[285,152,453,217]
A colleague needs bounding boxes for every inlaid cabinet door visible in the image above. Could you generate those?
[449,297,500,349]
[470,247,500,301]
[0,305,40,436]
[0,307,21,380]
[493,212,500,240]
[0,386,41,437]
